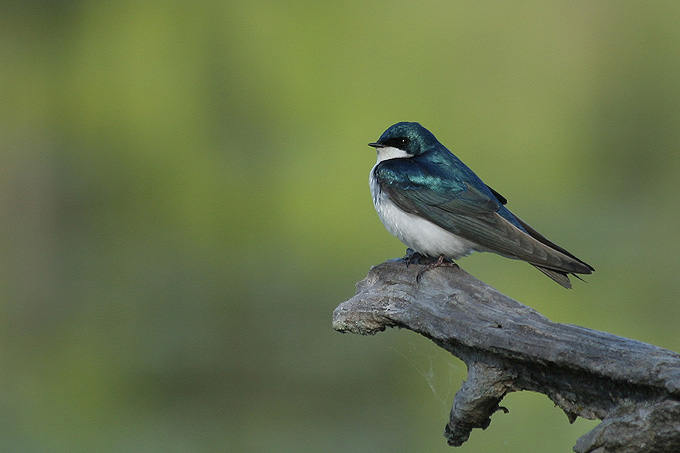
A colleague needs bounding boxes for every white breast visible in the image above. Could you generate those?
[369,163,479,260]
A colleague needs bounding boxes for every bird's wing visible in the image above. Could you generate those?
[374,160,592,275]
[485,185,507,205]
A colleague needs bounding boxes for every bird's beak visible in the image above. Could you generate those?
[368,142,385,148]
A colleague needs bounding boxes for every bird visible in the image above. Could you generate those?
[368,122,594,288]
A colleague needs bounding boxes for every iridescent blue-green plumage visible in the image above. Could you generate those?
[369,122,594,288]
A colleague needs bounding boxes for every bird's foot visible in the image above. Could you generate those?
[416,254,458,282]
[404,248,425,267]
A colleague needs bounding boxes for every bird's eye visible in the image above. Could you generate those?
[385,137,410,148]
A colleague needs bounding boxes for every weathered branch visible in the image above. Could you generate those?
[333,256,680,452]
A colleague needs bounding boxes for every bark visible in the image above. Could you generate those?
[333,256,680,452]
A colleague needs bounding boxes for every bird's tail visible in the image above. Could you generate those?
[533,265,573,289]
[513,215,594,289]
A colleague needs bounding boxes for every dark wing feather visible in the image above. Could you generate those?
[486,185,508,205]
[513,215,594,272]
[375,160,593,279]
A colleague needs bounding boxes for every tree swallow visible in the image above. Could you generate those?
[368,122,594,288]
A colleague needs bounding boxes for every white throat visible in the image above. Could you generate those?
[375,146,411,163]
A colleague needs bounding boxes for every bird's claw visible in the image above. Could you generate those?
[416,254,458,282]
[404,248,424,267]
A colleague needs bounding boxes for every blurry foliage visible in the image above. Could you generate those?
[1,1,680,451]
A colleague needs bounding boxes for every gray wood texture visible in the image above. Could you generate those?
[333,257,680,452]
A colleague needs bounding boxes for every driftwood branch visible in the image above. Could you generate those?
[333,256,680,452]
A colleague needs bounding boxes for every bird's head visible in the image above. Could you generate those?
[368,122,439,162]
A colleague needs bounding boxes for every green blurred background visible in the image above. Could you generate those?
[2,1,680,451]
